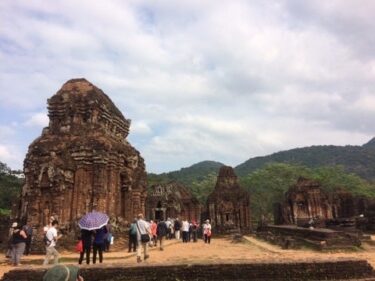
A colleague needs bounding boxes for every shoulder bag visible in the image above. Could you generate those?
[136,221,150,243]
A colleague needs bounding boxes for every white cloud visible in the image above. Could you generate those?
[23,112,49,128]
[1,0,375,172]
[131,121,153,136]
[0,144,23,169]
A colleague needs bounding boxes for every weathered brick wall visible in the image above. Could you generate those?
[2,260,374,281]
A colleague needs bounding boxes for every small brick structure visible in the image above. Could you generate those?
[2,260,374,281]
[146,181,201,222]
[206,166,251,234]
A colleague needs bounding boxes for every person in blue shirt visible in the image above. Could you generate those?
[93,226,107,264]
[128,219,137,253]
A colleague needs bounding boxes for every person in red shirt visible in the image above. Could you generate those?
[150,220,157,247]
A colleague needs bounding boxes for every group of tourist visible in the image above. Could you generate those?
[77,222,112,265]
[128,216,213,263]
[5,213,212,278]
[128,214,212,263]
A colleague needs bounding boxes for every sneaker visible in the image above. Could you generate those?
[144,255,150,260]
[137,257,142,263]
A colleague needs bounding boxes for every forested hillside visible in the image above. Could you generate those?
[240,163,375,221]
[147,138,375,221]
[235,138,375,180]
[148,161,223,203]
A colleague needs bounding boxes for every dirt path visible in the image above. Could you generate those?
[1,236,374,279]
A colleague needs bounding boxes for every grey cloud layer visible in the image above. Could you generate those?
[0,0,374,172]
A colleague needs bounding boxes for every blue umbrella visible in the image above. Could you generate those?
[78,211,109,231]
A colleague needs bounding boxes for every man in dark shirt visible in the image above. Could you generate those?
[156,220,168,251]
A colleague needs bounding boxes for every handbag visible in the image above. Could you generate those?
[75,240,83,252]
[136,221,150,243]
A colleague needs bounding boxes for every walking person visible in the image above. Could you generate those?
[93,226,107,264]
[10,223,27,266]
[6,222,17,259]
[203,219,212,244]
[23,223,33,255]
[135,213,151,263]
[156,220,168,251]
[43,220,62,265]
[181,219,189,243]
[128,219,137,253]
[150,220,157,247]
[43,216,55,234]
[78,229,93,264]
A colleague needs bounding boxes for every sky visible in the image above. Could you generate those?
[1,0,375,173]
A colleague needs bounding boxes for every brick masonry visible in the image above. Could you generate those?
[2,260,375,281]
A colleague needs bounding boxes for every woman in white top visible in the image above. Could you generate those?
[181,219,190,243]
[203,220,212,244]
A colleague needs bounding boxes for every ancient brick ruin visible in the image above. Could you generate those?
[18,79,147,230]
[274,177,375,230]
[206,166,251,233]
[273,177,333,226]
[146,182,201,222]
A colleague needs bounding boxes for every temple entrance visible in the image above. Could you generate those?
[155,209,164,221]
[154,201,164,221]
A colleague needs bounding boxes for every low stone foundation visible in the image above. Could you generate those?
[2,260,374,281]
[258,225,361,250]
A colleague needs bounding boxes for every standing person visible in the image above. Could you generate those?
[174,218,181,240]
[191,221,198,242]
[23,223,33,256]
[93,226,107,264]
[104,222,112,252]
[10,224,27,266]
[43,220,62,265]
[188,222,192,242]
[150,220,157,247]
[203,219,212,244]
[135,213,151,263]
[165,219,171,240]
[156,220,168,251]
[181,219,189,243]
[128,219,137,253]
[78,229,93,265]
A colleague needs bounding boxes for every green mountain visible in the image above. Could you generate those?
[148,160,224,187]
[146,138,375,217]
[235,138,375,181]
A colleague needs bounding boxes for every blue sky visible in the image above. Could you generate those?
[1,0,375,173]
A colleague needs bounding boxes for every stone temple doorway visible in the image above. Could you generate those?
[154,201,165,221]
[155,210,164,221]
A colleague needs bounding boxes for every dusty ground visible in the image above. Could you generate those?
[1,236,375,278]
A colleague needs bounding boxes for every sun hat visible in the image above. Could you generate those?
[11,222,18,228]
[43,264,80,281]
